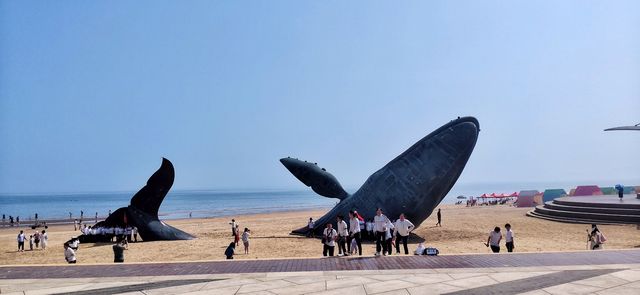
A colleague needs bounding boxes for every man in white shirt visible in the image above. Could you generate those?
[374,208,391,256]
[349,211,362,256]
[323,223,337,257]
[336,215,349,256]
[486,227,502,253]
[17,230,25,252]
[394,213,415,255]
[505,223,514,252]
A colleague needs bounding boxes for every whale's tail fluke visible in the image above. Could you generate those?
[280,157,350,200]
[130,157,175,216]
[88,158,194,241]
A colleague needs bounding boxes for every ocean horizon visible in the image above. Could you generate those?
[1,180,637,222]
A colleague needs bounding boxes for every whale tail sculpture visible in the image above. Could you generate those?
[281,116,480,235]
[90,158,194,241]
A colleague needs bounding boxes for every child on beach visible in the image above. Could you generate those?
[29,235,34,251]
[350,238,358,255]
[234,225,240,246]
[241,228,251,254]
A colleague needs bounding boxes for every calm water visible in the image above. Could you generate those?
[1,180,632,221]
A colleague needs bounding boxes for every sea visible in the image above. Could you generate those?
[0,180,635,221]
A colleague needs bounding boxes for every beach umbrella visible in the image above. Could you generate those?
[457,195,467,199]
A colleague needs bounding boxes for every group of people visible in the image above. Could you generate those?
[319,208,420,257]
[78,225,138,243]
[485,224,515,253]
[225,219,251,259]
[16,229,48,252]
[3,215,21,227]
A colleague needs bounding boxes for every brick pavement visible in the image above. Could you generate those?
[2,249,640,280]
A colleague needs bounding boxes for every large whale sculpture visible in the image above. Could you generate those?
[281,117,480,235]
[88,158,194,241]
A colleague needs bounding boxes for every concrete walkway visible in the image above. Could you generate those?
[2,250,640,294]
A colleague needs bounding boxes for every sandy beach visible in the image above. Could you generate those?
[1,205,638,265]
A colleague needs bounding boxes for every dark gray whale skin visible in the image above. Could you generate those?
[281,117,480,235]
[91,158,194,241]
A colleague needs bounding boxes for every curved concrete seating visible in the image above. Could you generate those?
[527,195,640,224]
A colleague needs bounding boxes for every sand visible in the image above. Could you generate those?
[1,205,638,265]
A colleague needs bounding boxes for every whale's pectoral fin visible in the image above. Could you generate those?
[280,157,350,200]
[129,158,175,216]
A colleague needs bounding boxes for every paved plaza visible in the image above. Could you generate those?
[2,250,640,294]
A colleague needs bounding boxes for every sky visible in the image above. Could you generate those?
[1,1,639,194]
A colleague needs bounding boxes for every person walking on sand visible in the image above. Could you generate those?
[29,235,34,251]
[64,243,76,264]
[34,231,40,249]
[17,230,25,252]
[374,208,391,256]
[486,227,502,253]
[41,230,48,250]
[307,218,315,238]
[336,215,349,256]
[74,219,78,231]
[322,223,337,257]
[436,209,442,227]
[504,224,515,252]
[349,211,362,256]
[394,213,415,255]
[241,228,251,254]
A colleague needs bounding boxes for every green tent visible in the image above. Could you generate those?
[600,187,616,195]
[542,189,567,203]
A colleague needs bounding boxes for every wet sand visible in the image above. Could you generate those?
[1,205,638,265]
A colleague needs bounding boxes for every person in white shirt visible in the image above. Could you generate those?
[393,213,415,255]
[336,215,349,256]
[384,219,395,255]
[348,211,362,256]
[307,218,315,238]
[40,230,48,250]
[374,208,391,256]
[64,243,76,264]
[365,220,374,240]
[504,223,514,252]
[241,228,251,254]
[229,219,237,237]
[322,223,337,257]
[486,227,502,253]
[17,230,25,252]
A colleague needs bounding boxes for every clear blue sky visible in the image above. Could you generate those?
[1,1,639,194]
